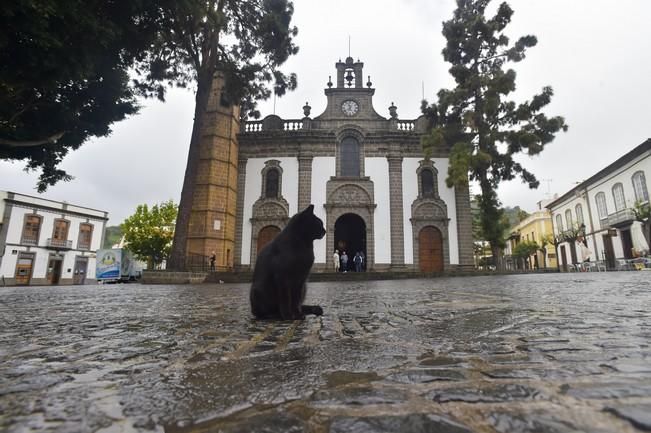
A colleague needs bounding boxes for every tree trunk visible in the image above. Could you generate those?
[168,74,213,271]
[554,244,561,271]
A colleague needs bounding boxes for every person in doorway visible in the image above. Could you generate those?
[354,252,362,272]
[341,251,348,272]
[209,251,216,272]
[333,249,340,272]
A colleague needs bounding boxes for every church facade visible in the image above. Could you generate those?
[232,58,474,272]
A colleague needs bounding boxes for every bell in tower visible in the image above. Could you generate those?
[335,57,365,89]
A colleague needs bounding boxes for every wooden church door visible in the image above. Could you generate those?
[257,226,281,255]
[419,226,444,272]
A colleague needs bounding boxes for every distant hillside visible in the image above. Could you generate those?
[503,206,529,228]
[103,225,122,249]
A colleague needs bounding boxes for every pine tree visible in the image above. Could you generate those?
[422,0,567,264]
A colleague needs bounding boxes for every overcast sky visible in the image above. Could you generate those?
[2,0,650,225]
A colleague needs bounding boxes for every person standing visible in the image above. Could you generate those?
[341,251,348,272]
[209,251,216,272]
[354,252,362,272]
[333,249,340,272]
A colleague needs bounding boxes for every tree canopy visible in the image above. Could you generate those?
[422,0,567,262]
[632,200,650,248]
[121,200,178,269]
[0,1,164,191]
[1,0,298,192]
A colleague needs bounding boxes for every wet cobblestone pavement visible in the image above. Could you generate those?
[1,272,651,433]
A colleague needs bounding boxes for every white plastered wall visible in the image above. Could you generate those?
[365,158,391,264]
[402,158,459,265]
[311,157,336,264]
[240,157,299,265]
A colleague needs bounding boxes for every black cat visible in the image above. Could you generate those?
[250,204,326,320]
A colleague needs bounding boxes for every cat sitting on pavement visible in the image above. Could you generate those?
[250,204,325,320]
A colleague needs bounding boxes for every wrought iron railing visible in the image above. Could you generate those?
[46,238,72,249]
[22,237,38,246]
[606,208,636,227]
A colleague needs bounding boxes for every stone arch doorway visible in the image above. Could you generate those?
[257,225,281,255]
[419,226,444,272]
[334,213,366,271]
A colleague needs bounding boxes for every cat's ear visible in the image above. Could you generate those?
[303,204,314,214]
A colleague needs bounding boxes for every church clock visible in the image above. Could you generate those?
[341,100,359,116]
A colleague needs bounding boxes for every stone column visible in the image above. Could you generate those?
[387,155,405,268]
[233,158,247,268]
[297,154,313,211]
[455,181,475,270]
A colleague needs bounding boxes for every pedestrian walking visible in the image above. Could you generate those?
[341,251,348,272]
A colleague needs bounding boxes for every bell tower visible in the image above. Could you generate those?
[335,56,365,88]
[317,57,383,122]
[185,73,239,271]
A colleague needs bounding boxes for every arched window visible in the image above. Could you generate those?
[265,168,279,198]
[575,204,584,226]
[612,183,626,211]
[632,171,649,203]
[565,209,573,229]
[340,137,360,177]
[421,169,435,196]
[595,192,608,220]
[556,214,564,233]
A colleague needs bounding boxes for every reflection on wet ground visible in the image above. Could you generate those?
[1,272,651,432]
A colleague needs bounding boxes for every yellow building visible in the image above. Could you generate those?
[505,207,558,270]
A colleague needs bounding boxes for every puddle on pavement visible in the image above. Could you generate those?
[324,370,381,388]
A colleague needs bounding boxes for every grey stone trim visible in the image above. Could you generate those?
[3,199,108,221]
[410,198,450,271]
[416,160,440,198]
[297,154,313,210]
[233,158,247,266]
[0,201,12,269]
[260,160,284,199]
[238,131,449,160]
[249,198,290,267]
[387,155,405,267]
[324,178,376,270]
[454,181,475,269]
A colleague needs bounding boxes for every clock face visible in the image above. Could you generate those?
[341,100,359,116]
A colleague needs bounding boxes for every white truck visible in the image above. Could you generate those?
[96,249,140,283]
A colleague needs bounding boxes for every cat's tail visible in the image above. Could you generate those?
[301,305,324,316]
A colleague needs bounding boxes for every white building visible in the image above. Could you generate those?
[547,139,650,269]
[0,191,108,285]
[234,58,474,272]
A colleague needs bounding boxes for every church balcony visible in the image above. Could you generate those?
[395,120,415,131]
[242,118,306,133]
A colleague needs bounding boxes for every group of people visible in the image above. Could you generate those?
[332,249,365,272]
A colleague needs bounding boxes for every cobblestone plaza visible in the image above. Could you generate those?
[1,273,651,432]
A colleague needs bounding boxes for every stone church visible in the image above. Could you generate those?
[189,57,474,272]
